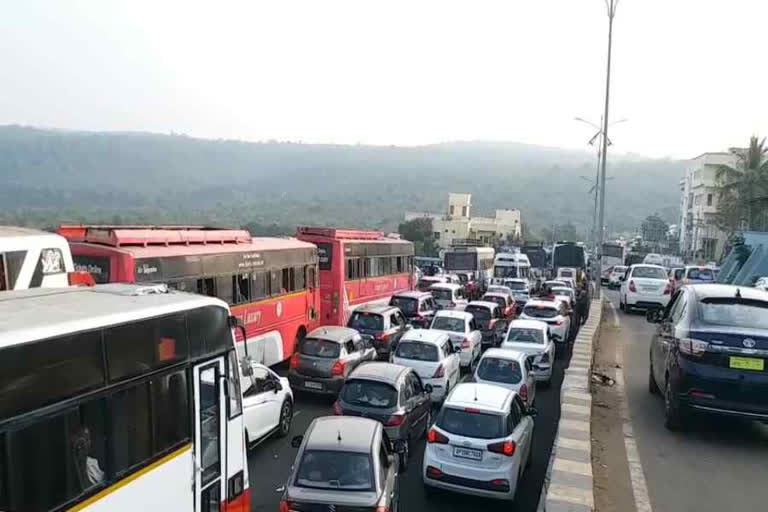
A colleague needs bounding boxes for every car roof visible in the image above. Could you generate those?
[445,383,514,413]
[509,319,548,330]
[483,347,526,361]
[524,299,559,309]
[551,286,573,293]
[429,283,462,290]
[433,309,473,320]
[631,264,665,270]
[400,329,450,345]
[349,362,409,384]
[307,326,359,343]
[545,280,566,285]
[354,304,398,314]
[304,416,378,453]
[392,291,432,300]
[467,301,498,310]
[688,284,768,301]
[483,292,506,299]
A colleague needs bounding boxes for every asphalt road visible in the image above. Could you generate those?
[603,288,768,512]
[247,337,577,512]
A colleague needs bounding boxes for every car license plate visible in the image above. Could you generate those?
[453,446,482,461]
[304,381,323,390]
[729,356,764,371]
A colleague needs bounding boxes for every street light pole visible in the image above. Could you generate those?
[596,0,619,295]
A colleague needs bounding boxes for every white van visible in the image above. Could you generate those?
[0,226,75,291]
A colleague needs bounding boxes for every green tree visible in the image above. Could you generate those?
[715,136,768,233]
[398,218,438,257]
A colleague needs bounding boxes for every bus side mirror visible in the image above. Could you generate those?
[240,356,254,377]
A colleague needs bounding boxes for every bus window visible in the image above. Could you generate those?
[271,270,282,295]
[111,382,152,475]
[216,276,234,304]
[234,274,251,304]
[0,251,26,291]
[198,278,216,297]
[151,370,190,452]
[252,271,268,299]
[294,266,305,290]
[307,266,316,288]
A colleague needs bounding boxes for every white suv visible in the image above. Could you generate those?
[423,383,536,501]
[392,329,461,403]
[619,264,671,312]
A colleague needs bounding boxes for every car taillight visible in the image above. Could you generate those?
[663,283,671,295]
[461,338,470,348]
[377,332,391,342]
[290,353,299,369]
[426,465,444,478]
[432,364,445,378]
[629,280,637,292]
[427,428,449,444]
[279,500,292,512]
[554,318,564,326]
[487,440,516,456]
[679,337,709,357]
[375,507,390,512]
[488,319,496,328]
[332,401,342,415]
[385,413,405,427]
[331,360,346,376]
[519,383,528,402]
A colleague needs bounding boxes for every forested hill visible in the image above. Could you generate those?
[0,125,684,235]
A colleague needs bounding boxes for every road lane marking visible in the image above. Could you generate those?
[607,299,621,327]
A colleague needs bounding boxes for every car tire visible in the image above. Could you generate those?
[277,399,293,438]
[664,377,687,431]
[648,362,659,395]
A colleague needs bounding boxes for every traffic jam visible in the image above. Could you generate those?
[0,226,590,512]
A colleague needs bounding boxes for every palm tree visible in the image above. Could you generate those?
[715,136,768,232]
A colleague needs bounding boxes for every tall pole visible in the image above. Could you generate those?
[592,120,603,249]
[596,0,618,294]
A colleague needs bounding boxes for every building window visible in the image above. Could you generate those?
[707,194,713,206]
[462,206,468,217]
[434,232,440,239]
[449,205,455,215]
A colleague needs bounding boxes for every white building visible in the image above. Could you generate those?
[679,151,737,261]
[405,193,522,249]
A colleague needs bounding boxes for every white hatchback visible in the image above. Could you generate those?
[501,319,555,385]
[242,362,294,448]
[423,383,536,501]
[473,348,536,407]
[392,329,461,403]
[619,264,671,312]
[429,310,482,370]
[519,299,571,357]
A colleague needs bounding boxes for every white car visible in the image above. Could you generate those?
[392,329,461,403]
[544,280,567,290]
[242,362,294,448]
[502,278,531,306]
[487,284,515,300]
[501,319,555,385]
[429,310,482,370]
[754,276,768,291]
[550,286,575,308]
[519,299,571,357]
[619,264,671,312]
[429,282,469,310]
[608,266,627,288]
[423,383,535,501]
[473,348,536,407]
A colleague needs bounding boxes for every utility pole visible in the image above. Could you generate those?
[596,0,619,295]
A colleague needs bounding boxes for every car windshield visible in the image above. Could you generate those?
[632,266,667,279]
[477,357,523,384]
[698,298,768,329]
[431,316,466,332]
[389,296,417,314]
[341,379,399,408]
[295,450,374,491]
[484,296,506,308]
[395,341,439,361]
[552,288,573,298]
[687,268,714,281]
[506,328,544,344]
[465,305,491,320]
[523,305,558,319]
[431,288,453,301]
[300,338,341,358]
[436,407,505,439]
[506,281,527,290]
[348,312,384,331]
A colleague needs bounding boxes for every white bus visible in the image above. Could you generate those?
[0,226,74,291]
[443,246,495,283]
[0,284,250,512]
[493,252,532,282]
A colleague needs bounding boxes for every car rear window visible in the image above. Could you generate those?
[341,379,398,408]
[431,316,466,332]
[477,357,523,384]
[552,288,573,298]
[699,298,768,329]
[295,450,374,491]
[348,312,384,331]
[436,407,505,439]
[300,338,341,358]
[632,266,667,279]
[431,288,453,301]
[465,305,491,320]
[523,305,558,319]
[484,295,506,308]
[395,342,439,362]
[506,328,544,344]
[506,281,527,290]
[389,296,417,314]
[687,268,714,281]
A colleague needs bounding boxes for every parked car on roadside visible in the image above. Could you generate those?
[389,291,438,328]
[282,416,407,512]
[422,383,536,502]
[347,305,412,359]
[335,362,432,465]
[429,310,482,370]
[392,329,461,403]
[519,300,571,357]
[481,292,516,319]
[429,282,469,310]
[242,362,294,448]
[619,264,672,313]
[646,284,768,430]
[288,326,376,396]
[473,348,536,407]
[465,300,509,348]
[501,319,555,386]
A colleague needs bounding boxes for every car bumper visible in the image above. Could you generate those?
[287,371,345,395]
[626,293,670,308]
[423,456,516,500]
[532,363,553,381]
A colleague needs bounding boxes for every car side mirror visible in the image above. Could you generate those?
[240,356,254,377]
[290,435,303,448]
[392,439,408,472]
[527,406,539,417]
[424,383,434,394]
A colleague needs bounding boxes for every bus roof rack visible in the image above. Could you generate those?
[58,224,252,247]
[296,227,386,240]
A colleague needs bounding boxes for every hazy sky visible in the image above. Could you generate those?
[1,0,766,158]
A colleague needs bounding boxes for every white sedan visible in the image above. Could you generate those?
[501,319,555,385]
[242,362,294,448]
[429,310,482,370]
[619,264,671,312]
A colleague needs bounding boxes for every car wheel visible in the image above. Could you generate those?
[648,362,659,395]
[276,399,293,437]
[664,377,686,431]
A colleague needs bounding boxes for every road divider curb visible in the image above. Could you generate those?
[538,298,601,512]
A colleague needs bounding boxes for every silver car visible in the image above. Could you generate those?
[282,416,406,511]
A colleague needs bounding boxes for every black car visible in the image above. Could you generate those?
[389,291,437,328]
[647,284,768,430]
[347,305,412,359]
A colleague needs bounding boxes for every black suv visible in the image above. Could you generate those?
[647,284,768,430]
[347,305,412,360]
[389,291,437,328]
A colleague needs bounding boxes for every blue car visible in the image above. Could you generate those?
[647,284,768,430]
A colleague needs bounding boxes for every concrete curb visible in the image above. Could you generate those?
[538,298,602,512]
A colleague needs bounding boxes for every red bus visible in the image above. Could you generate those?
[296,227,415,325]
[58,225,320,366]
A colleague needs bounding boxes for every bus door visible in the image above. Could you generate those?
[194,357,227,512]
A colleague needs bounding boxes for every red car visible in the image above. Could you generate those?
[481,292,517,319]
